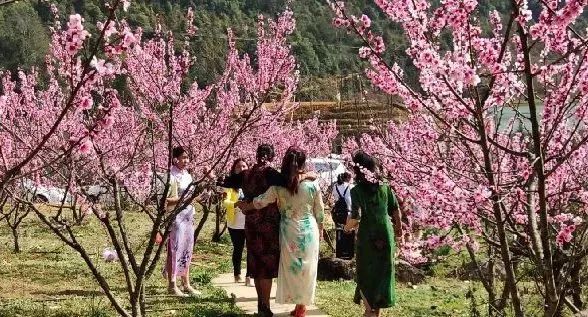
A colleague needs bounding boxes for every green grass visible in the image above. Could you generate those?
[0,209,244,317]
[1,208,538,317]
[313,240,486,317]
[316,278,484,317]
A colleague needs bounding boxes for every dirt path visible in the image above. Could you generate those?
[212,273,329,316]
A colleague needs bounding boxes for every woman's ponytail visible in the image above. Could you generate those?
[280,146,307,194]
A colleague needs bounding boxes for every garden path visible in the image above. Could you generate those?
[212,273,329,316]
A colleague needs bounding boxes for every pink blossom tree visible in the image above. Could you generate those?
[332,0,588,315]
[0,2,127,189]
[0,0,130,253]
[0,2,337,317]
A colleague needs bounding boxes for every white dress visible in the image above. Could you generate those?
[253,180,325,305]
[164,166,195,279]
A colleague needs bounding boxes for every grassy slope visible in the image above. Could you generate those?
[0,209,488,317]
[0,209,243,317]
[315,241,487,317]
[316,279,480,317]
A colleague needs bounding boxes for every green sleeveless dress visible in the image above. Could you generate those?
[351,183,398,309]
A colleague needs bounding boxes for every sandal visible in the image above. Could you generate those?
[168,286,188,297]
[290,306,306,317]
[362,309,377,317]
[258,303,273,317]
[183,285,202,296]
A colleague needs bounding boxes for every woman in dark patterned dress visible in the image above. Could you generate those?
[240,144,283,317]
[224,144,316,316]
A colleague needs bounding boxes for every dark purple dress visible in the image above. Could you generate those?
[242,164,282,279]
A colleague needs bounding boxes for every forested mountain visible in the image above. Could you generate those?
[1,1,587,100]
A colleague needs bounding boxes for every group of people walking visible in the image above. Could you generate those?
[163,144,403,317]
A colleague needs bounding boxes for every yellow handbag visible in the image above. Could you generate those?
[223,188,239,225]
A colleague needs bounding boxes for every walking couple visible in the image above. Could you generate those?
[224,144,325,317]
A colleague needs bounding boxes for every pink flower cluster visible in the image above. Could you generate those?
[186,8,198,37]
[556,225,576,247]
[330,1,384,59]
[65,14,90,55]
[334,0,588,264]
[103,248,119,262]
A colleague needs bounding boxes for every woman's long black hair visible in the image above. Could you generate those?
[280,146,307,194]
[352,151,381,193]
[256,144,275,164]
[336,172,352,185]
[172,146,186,159]
[229,158,246,176]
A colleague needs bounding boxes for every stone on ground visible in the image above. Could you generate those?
[317,257,355,281]
[317,256,427,284]
[396,259,427,284]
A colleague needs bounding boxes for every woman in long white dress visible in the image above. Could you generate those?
[164,146,200,297]
[239,146,324,317]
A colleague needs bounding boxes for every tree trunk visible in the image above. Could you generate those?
[462,225,500,317]
[11,226,20,253]
[219,222,228,238]
[475,103,524,316]
[129,284,146,317]
[492,204,524,317]
[71,197,81,224]
[485,246,498,316]
[323,228,336,253]
[139,285,146,317]
[212,204,222,242]
[130,297,140,317]
[509,4,559,314]
[570,261,584,310]
[526,178,544,261]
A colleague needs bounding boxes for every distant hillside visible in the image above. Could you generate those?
[1,1,587,100]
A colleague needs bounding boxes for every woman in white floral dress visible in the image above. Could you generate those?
[163,146,200,297]
[239,146,325,317]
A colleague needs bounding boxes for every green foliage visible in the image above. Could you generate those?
[0,0,380,93]
[2,0,586,98]
[0,2,49,71]
[0,209,241,317]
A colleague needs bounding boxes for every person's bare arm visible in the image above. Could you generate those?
[344,217,359,232]
[344,189,360,232]
[235,201,255,215]
[388,186,403,242]
[300,171,319,181]
[236,186,278,215]
[392,207,403,241]
[312,182,325,240]
[167,196,180,204]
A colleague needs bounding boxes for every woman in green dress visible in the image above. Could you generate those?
[344,151,403,317]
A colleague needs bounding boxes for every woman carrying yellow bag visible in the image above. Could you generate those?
[222,158,253,286]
